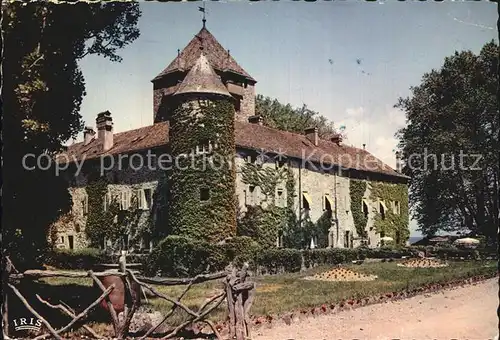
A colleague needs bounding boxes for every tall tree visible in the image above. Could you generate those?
[2,1,141,268]
[396,41,499,243]
[255,94,343,138]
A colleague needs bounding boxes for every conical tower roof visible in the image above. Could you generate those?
[174,53,231,97]
[153,27,255,83]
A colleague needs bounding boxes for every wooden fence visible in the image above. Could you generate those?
[2,256,255,340]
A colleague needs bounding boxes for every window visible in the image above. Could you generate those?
[362,200,369,218]
[275,159,286,169]
[137,188,153,210]
[200,187,210,201]
[82,195,88,216]
[379,201,386,220]
[68,235,74,250]
[103,191,111,211]
[344,231,350,248]
[246,185,258,206]
[197,139,211,154]
[394,201,400,215]
[323,194,333,211]
[60,236,65,244]
[120,190,131,210]
[302,192,311,211]
[247,151,260,164]
[276,188,286,207]
[144,188,153,208]
[276,233,284,248]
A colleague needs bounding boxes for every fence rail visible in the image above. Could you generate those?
[2,256,255,340]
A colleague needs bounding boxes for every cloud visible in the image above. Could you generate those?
[338,105,406,169]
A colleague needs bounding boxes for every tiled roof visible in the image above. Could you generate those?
[56,122,170,164]
[174,54,231,97]
[57,121,407,179]
[234,122,406,178]
[153,27,255,82]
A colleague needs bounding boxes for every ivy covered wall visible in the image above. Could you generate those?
[350,179,368,238]
[85,176,153,250]
[238,161,291,248]
[85,177,120,247]
[369,181,410,245]
[168,96,237,243]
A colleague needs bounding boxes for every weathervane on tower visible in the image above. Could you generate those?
[199,1,207,28]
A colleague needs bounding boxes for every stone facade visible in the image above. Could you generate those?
[51,153,167,252]
[53,148,406,251]
[235,83,255,122]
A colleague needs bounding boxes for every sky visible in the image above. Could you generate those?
[76,0,498,237]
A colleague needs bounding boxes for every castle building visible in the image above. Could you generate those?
[53,24,410,252]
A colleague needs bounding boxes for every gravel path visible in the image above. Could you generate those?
[252,278,499,340]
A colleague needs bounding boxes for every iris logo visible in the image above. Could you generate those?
[12,317,42,332]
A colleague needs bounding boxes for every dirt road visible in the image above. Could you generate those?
[252,278,499,340]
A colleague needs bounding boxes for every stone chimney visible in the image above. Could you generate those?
[331,134,343,146]
[248,115,263,125]
[83,126,95,146]
[395,151,402,173]
[96,111,113,151]
[305,127,318,146]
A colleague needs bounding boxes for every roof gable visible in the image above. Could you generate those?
[153,27,255,82]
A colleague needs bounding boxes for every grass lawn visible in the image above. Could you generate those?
[15,259,496,337]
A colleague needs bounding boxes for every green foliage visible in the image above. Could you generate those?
[303,248,360,268]
[2,1,140,267]
[350,180,368,237]
[237,205,288,249]
[84,177,149,249]
[255,248,302,274]
[239,162,293,248]
[44,248,109,270]
[256,94,343,138]
[223,236,262,267]
[85,178,120,247]
[168,98,236,242]
[396,41,499,240]
[143,236,228,277]
[369,182,410,246]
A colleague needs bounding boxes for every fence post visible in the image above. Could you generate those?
[2,258,11,337]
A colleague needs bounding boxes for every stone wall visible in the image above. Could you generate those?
[52,147,403,251]
[234,153,389,249]
[236,84,255,122]
[51,154,166,252]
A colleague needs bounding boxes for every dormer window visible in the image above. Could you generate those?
[247,151,260,164]
[196,139,211,154]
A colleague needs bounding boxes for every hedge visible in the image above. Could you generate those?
[44,248,109,270]
[45,243,495,275]
[142,235,228,277]
[255,248,302,274]
[45,248,147,270]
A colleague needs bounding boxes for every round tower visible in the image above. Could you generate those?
[168,53,237,243]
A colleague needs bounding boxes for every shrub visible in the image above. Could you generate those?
[45,248,109,270]
[223,236,262,267]
[303,248,363,268]
[255,248,302,274]
[143,235,228,277]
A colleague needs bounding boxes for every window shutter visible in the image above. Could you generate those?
[103,192,108,211]
[136,189,142,209]
[142,190,147,209]
[120,191,126,210]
